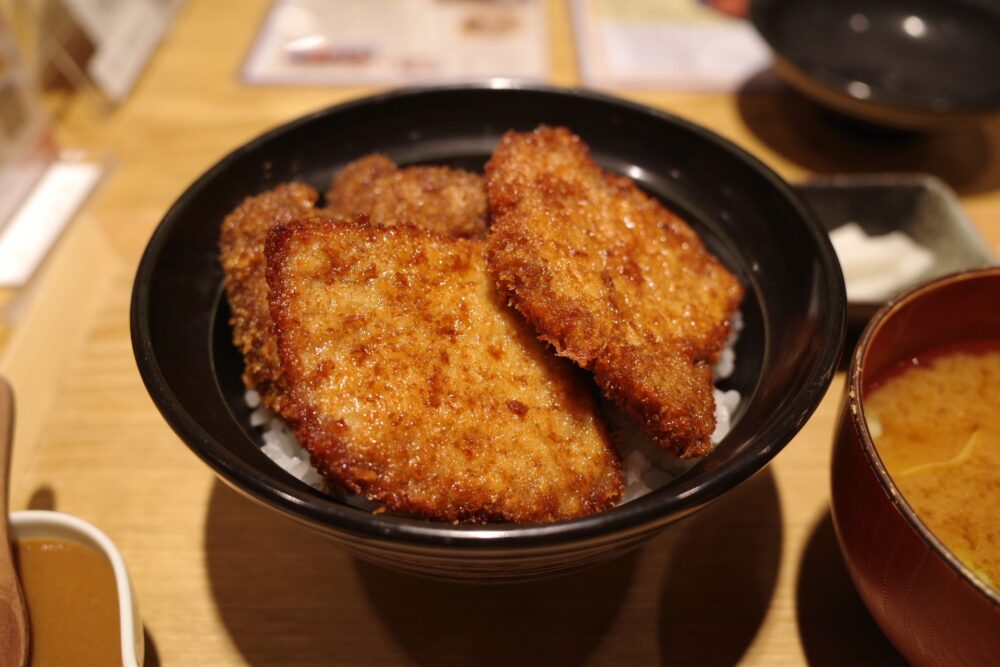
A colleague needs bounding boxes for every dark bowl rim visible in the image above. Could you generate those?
[848,265,1000,608]
[131,81,846,550]
[749,0,1000,125]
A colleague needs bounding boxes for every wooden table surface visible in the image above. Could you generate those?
[3,1,999,665]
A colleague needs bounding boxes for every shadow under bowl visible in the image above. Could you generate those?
[831,266,1000,665]
[130,83,845,582]
[750,0,1000,129]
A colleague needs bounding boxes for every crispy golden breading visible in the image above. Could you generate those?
[485,126,744,458]
[325,154,489,239]
[218,183,331,413]
[265,219,622,523]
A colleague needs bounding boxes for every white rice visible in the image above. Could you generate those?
[617,310,744,501]
[249,310,742,506]
[245,389,325,490]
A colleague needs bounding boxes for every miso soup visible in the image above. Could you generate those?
[865,342,1000,590]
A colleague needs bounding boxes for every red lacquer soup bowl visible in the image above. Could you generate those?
[832,266,1000,666]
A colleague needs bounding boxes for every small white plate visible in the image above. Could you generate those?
[10,510,143,667]
[795,173,997,330]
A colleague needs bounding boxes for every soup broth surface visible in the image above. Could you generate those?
[865,343,1000,591]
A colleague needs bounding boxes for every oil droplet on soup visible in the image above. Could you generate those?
[13,537,122,667]
[865,343,1000,591]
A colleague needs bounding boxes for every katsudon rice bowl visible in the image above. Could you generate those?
[132,84,845,581]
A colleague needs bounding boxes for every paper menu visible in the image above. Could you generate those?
[571,0,773,90]
[243,0,549,86]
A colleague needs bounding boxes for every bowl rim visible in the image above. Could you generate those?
[10,509,143,666]
[848,265,1000,608]
[131,81,846,549]
[749,0,1000,127]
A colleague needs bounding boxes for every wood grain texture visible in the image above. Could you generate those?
[0,0,998,664]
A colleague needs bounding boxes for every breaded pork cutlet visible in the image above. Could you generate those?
[221,160,485,410]
[219,183,331,413]
[325,154,489,239]
[265,219,622,523]
[486,126,744,458]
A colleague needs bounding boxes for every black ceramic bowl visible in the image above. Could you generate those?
[750,0,1000,129]
[131,84,845,582]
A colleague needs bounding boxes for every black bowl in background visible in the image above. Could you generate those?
[131,84,845,581]
[750,0,1000,129]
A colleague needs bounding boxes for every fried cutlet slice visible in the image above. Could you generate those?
[219,183,331,413]
[485,126,744,458]
[266,218,622,523]
[325,154,489,239]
